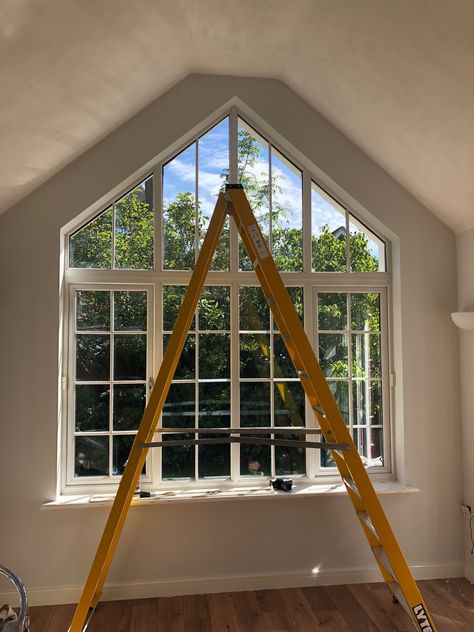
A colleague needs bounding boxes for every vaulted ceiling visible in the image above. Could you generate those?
[1,0,473,231]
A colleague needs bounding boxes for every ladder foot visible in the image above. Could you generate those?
[392,595,399,604]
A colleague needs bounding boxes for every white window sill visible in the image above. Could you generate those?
[42,481,418,509]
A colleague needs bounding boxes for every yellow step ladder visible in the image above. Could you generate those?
[69,185,436,632]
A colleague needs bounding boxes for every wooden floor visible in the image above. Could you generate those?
[28,579,474,631]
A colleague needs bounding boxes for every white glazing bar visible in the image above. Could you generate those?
[305,283,317,478]
[109,291,114,478]
[154,166,162,272]
[195,302,200,481]
[347,292,354,453]
[230,282,239,482]
[303,169,312,275]
[229,108,239,274]
[195,140,199,264]
[381,287,391,472]
[345,207,350,272]
[270,299,275,477]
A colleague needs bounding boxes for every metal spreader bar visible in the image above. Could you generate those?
[139,437,349,451]
[69,186,436,632]
[148,426,324,435]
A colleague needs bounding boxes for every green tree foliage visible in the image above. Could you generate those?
[163,192,196,270]
[70,180,153,270]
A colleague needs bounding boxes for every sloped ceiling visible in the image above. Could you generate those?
[1,0,473,231]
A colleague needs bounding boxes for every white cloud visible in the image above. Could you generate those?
[166,157,195,183]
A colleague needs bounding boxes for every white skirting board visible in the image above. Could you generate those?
[0,563,465,607]
[465,562,474,583]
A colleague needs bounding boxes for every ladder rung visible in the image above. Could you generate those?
[342,476,362,500]
[387,582,411,617]
[357,511,380,543]
[372,546,396,581]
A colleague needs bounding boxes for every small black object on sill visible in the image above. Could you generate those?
[270,477,293,492]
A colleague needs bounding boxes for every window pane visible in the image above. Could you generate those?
[113,384,146,430]
[69,207,113,269]
[273,287,304,329]
[271,149,303,272]
[274,381,305,427]
[275,438,305,476]
[163,382,195,428]
[238,119,270,270]
[162,383,195,479]
[75,385,109,431]
[163,334,195,380]
[199,286,230,330]
[199,383,231,428]
[163,144,196,270]
[352,334,381,378]
[240,382,270,427]
[113,435,145,476]
[318,334,349,377]
[370,381,383,426]
[75,436,109,477]
[114,178,154,269]
[320,380,349,468]
[353,427,368,459]
[76,335,110,381]
[240,333,270,378]
[114,291,147,331]
[352,380,383,427]
[76,291,110,331]
[163,286,195,332]
[369,428,384,466]
[114,334,146,380]
[327,380,350,424]
[239,286,269,330]
[198,380,231,478]
[312,183,347,272]
[351,293,380,332]
[349,215,385,272]
[273,335,296,378]
[239,383,271,476]
[198,118,229,271]
[317,293,347,331]
[240,443,271,477]
[200,334,230,379]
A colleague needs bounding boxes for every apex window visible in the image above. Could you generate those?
[63,109,390,492]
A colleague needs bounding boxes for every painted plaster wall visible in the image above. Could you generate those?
[456,226,474,580]
[0,75,463,604]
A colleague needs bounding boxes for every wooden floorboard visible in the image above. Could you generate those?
[26,578,474,631]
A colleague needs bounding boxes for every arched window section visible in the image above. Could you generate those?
[62,108,390,493]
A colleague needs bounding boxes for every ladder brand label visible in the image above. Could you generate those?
[412,604,433,631]
[248,224,269,260]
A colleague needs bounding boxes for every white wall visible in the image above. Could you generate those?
[456,226,474,581]
[0,75,463,605]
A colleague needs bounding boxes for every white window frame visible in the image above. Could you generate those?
[60,105,393,494]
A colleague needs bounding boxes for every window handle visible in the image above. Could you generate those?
[148,377,155,391]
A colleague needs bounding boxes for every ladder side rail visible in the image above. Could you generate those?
[228,186,435,631]
[69,194,228,632]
